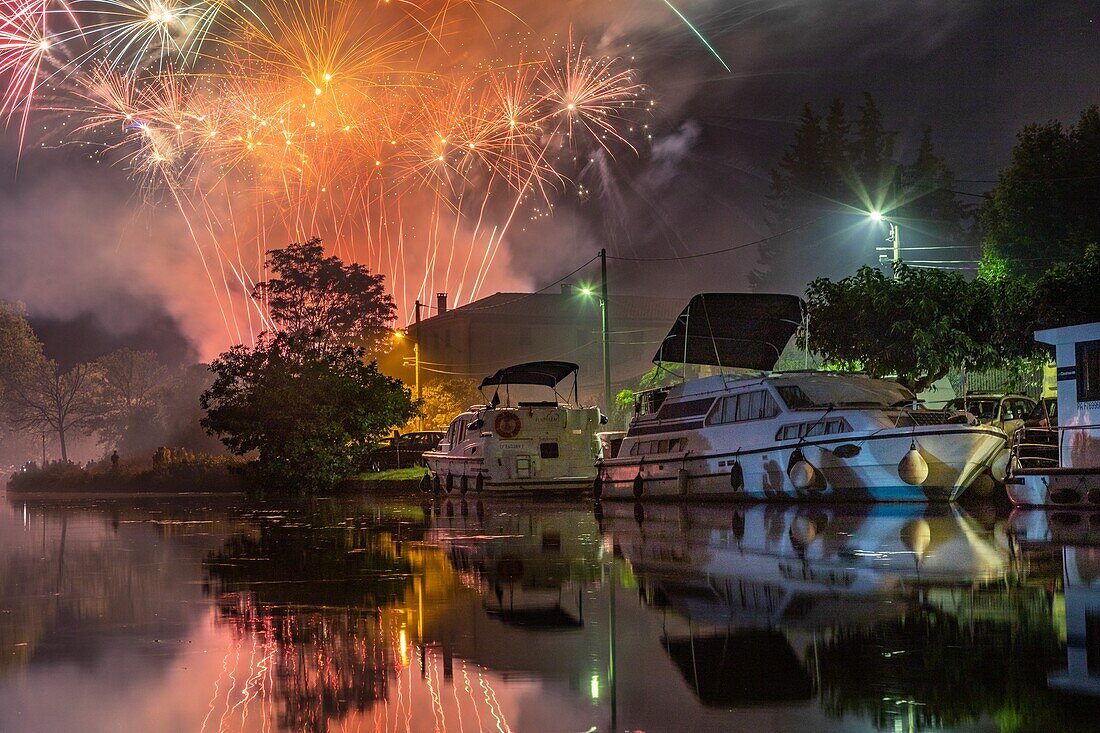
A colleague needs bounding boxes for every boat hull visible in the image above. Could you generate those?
[1005,470,1100,507]
[423,454,593,494]
[596,427,1006,503]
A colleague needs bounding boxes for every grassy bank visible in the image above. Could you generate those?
[7,453,244,493]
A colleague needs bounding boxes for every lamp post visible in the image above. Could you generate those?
[579,250,612,415]
[394,325,421,429]
[870,210,902,279]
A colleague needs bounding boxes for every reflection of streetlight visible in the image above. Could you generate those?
[869,210,902,279]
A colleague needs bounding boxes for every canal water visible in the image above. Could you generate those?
[2,491,1100,732]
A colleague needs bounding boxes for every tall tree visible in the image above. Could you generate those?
[201,334,417,494]
[252,238,396,353]
[5,361,100,462]
[90,349,168,453]
[756,95,970,292]
[980,106,1100,277]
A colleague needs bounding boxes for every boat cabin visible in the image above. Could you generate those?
[1038,322,1100,469]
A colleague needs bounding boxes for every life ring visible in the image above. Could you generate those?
[494,412,522,438]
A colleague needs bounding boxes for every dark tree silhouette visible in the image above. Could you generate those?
[253,238,397,354]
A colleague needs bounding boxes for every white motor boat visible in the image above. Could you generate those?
[423,361,603,494]
[595,294,1008,502]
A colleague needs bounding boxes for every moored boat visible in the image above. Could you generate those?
[595,294,1007,502]
[423,361,603,494]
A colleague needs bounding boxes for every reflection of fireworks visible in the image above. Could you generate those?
[2,0,645,346]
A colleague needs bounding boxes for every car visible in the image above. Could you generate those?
[942,393,1036,436]
[365,431,445,471]
[1023,396,1058,428]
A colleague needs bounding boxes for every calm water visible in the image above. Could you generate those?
[2,491,1100,733]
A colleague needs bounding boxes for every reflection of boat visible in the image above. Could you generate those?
[604,501,1007,629]
[596,294,1006,502]
[423,361,602,493]
[1007,322,1100,506]
[426,498,598,630]
[1050,546,1100,696]
[662,630,813,707]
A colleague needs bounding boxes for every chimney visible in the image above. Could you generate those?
[437,292,448,315]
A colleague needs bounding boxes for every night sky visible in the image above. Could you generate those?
[0,0,1096,364]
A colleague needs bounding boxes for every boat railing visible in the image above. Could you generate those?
[1010,424,1100,472]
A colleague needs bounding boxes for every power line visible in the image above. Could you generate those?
[605,217,823,262]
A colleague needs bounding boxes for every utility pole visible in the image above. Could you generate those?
[414,299,422,429]
[599,248,611,415]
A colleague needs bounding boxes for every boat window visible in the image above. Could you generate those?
[946,398,998,420]
[636,389,668,415]
[775,418,853,441]
[709,390,780,425]
[1078,339,1100,403]
[629,437,685,455]
[540,442,559,459]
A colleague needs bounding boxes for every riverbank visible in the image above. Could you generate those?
[342,466,428,493]
[7,455,243,494]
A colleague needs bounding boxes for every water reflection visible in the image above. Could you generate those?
[4,492,1100,731]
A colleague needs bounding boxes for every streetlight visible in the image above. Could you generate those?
[394,327,421,427]
[577,250,612,415]
[869,210,902,279]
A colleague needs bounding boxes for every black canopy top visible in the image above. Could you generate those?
[478,361,580,390]
[653,293,803,371]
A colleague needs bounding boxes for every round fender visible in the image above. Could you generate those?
[475,472,485,492]
[729,459,744,491]
[445,473,454,493]
[632,472,644,499]
[419,474,433,493]
[592,473,603,500]
[460,474,469,495]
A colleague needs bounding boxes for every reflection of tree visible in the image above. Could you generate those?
[816,603,1100,731]
[216,595,388,733]
[203,512,432,733]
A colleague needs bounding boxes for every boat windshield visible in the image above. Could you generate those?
[774,378,913,409]
[945,398,998,420]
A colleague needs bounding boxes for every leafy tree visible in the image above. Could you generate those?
[89,349,168,453]
[252,238,396,353]
[201,333,417,494]
[5,360,100,462]
[802,264,1029,392]
[756,95,971,292]
[413,378,481,430]
[980,106,1100,277]
[1032,243,1100,328]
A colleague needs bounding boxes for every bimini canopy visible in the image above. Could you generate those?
[653,293,803,370]
[479,361,580,390]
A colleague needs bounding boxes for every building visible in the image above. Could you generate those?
[403,288,685,406]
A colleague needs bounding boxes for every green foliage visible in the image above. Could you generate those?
[201,333,417,495]
[412,378,480,430]
[804,264,1044,392]
[980,106,1100,277]
[252,237,397,354]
